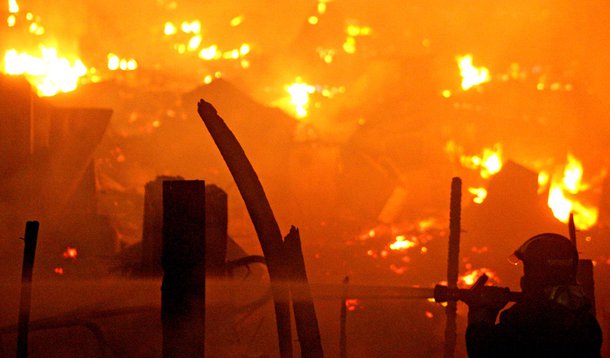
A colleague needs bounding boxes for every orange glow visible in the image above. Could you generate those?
[279,79,316,119]
[62,247,78,259]
[107,53,138,71]
[9,0,19,13]
[389,235,416,251]
[54,267,64,275]
[390,264,408,274]
[230,15,244,27]
[459,144,503,179]
[345,298,362,311]
[468,187,487,204]
[164,22,177,35]
[457,54,490,90]
[4,46,88,96]
[537,171,550,194]
[459,268,498,287]
[425,311,434,319]
[180,20,201,34]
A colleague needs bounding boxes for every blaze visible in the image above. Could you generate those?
[457,54,490,90]
[286,79,315,119]
[4,47,88,96]
[546,154,598,229]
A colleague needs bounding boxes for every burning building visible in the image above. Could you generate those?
[1,0,610,356]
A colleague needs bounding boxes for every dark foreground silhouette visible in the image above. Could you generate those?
[465,233,602,357]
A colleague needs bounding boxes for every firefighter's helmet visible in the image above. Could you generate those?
[513,233,579,291]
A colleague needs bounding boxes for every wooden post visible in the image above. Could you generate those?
[339,276,349,358]
[444,177,461,358]
[284,226,324,358]
[142,176,183,276]
[17,221,40,358]
[161,180,206,358]
[204,185,228,278]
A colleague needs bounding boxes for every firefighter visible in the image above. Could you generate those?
[465,233,602,357]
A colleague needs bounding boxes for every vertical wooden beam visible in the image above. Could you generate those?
[339,276,349,358]
[17,221,40,358]
[284,226,324,358]
[162,180,206,358]
[204,185,228,278]
[444,177,461,358]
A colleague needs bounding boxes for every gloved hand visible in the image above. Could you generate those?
[462,276,510,325]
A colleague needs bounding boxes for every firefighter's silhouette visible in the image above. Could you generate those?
[465,233,602,357]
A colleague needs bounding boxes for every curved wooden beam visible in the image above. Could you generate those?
[197,99,292,358]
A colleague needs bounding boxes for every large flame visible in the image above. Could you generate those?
[285,79,316,119]
[457,54,490,90]
[546,154,598,229]
[4,47,88,96]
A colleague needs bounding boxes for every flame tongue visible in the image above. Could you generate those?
[547,153,598,230]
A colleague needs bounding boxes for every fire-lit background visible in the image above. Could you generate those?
[2,0,610,356]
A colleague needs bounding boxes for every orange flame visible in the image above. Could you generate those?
[459,268,499,287]
[276,78,316,119]
[546,154,598,230]
[468,187,488,204]
[457,143,503,179]
[4,46,88,96]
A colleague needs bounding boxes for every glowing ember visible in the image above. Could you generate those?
[199,45,219,60]
[457,54,490,90]
[389,235,416,251]
[425,310,434,319]
[546,153,598,229]
[390,264,408,274]
[9,0,19,13]
[230,15,244,27]
[107,53,138,71]
[343,23,372,55]
[468,187,488,204]
[537,171,550,194]
[62,247,78,259]
[54,267,64,275]
[345,298,362,311]
[4,46,88,96]
[164,22,177,35]
[180,20,201,34]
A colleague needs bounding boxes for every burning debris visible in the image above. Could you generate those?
[1,0,610,356]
